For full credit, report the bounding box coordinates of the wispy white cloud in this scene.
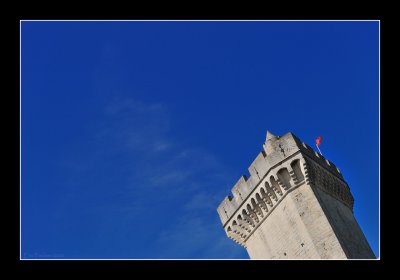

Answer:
[92,96,173,159]
[98,97,243,258]
[184,192,218,212]
[148,170,192,187]
[57,95,242,258]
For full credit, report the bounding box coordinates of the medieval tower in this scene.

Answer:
[217,131,375,259]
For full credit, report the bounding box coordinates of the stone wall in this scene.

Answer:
[246,184,347,259]
[217,131,375,259]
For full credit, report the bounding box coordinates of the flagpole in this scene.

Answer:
[316,144,323,156]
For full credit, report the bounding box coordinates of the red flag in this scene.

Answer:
[316,136,322,147]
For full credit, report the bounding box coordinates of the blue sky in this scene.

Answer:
[21,21,379,259]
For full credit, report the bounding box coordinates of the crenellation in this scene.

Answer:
[231,175,251,202]
[297,140,344,181]
[218,133,304,224]
[217,130,374,259]
[217,195,238,225]
[248,152,269,179]
[246,175,258,192]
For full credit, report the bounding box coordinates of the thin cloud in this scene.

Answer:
[100,97,241,258]
[184,192,221,212]
[55,95,241,258]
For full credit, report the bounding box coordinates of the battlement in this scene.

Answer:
[217,131,353,247]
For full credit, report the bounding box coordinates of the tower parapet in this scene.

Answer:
[216,131,372,259]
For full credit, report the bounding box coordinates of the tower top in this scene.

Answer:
[217,131,351,227]
[266,130,277,141]
[216,130,374,259]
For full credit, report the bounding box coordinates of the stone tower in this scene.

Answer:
[217,131,375,259]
